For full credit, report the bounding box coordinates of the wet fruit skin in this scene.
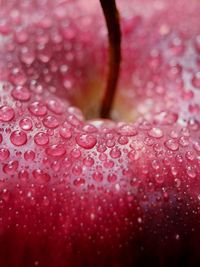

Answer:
[1,0,200,266]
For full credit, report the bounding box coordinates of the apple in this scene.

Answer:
[0,0,200,266]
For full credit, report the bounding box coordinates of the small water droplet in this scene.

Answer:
[11,86,30,101]
[0,106,15,122]
[10,130,27,146]
[165,139,179,151]
[92,171,103,182]
[83,156,94,167]
[76,134,97,149]
[3,160,19,174]
[0,148,10,160]
[19,118,33,131]
[148,127,163,138]
[186,166,196,178]
[33,169,51,182]
[43,115,59,129]
[34,132,49,146]
[28,101,47,116]
[59,126,72,139]
[24,150,35,160]
[47,99,64,114]
[18,170,29,182]
[46,144,66,157]
[192,72,200,89]
[110,147,121,159]
[107,174,117,183]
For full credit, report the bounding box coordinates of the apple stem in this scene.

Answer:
[99,0,121,119]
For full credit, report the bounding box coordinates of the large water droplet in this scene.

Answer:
[24,150,35,160]
[92,171,103,182]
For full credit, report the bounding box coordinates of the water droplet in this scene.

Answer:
[11,86,30,101]
[185,151,195,161]
[59,127,72,139]
[43,115,59,129]
[193,142,200,152]
[46,144,66,157]
[72,165,82,176]
[107,174,117,183]
[34,132,49,146]
[0,106,15,122]
[83,156,94,167]
[10,130,27,146]
[28,101,47,116]
[19,118,33,131]
[148,127,163,138]
[165,139,179,151]
[117,124,138,136]
[24,150,35,160]
[33,169,51,182]
[0,134,2,144]
[76,134,97,149]
[110,147,121,159]
[70,148,81,159]
[18,170,29,181]
[51,161,61,172]
[3,160,19,174]
[0,148,10,160]
[47,99,64,114]
[92,171,103,182]
[118,136,128,145]
[179,136,189,147]
[192,72,200,89]
[128,149,140,160]
[186,166,196,178]
[73,178,85,186]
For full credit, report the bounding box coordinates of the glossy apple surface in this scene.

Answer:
[0,0,200,266]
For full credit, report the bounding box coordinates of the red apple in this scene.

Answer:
[0,0,200,266]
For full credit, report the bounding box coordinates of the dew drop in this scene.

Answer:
[83,156,94,167]
[186,166,196,178]
[192,72,200,89]
[73,178,85,187]
[3,160,19,174]
[11,86,30,101]
[193,142,200,152]
[10,130,27,146]
[117,124,138,136]
[43,115,59,129]
[92,171,103,182]
[19,118,33,131]
[165,139,179,151]
[76,134,97,149]
[59,127,72,139]
[28,101,47,116]
[148,127,163,138]
[33,169,51,182]
[0,148,10,160]
[46,144,66,157]
[47,99,64,114]
[34,132,49,146]
[0,106,15,122]
[18,170,29,181]
[70,148,81,159]
[24,150,35,160]
[110,147,121,159]
[179,136,189,147]
[107,174,117,183]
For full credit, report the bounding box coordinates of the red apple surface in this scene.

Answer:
[0,0,200,266]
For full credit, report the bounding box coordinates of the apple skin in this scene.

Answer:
[0,0,200,267]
